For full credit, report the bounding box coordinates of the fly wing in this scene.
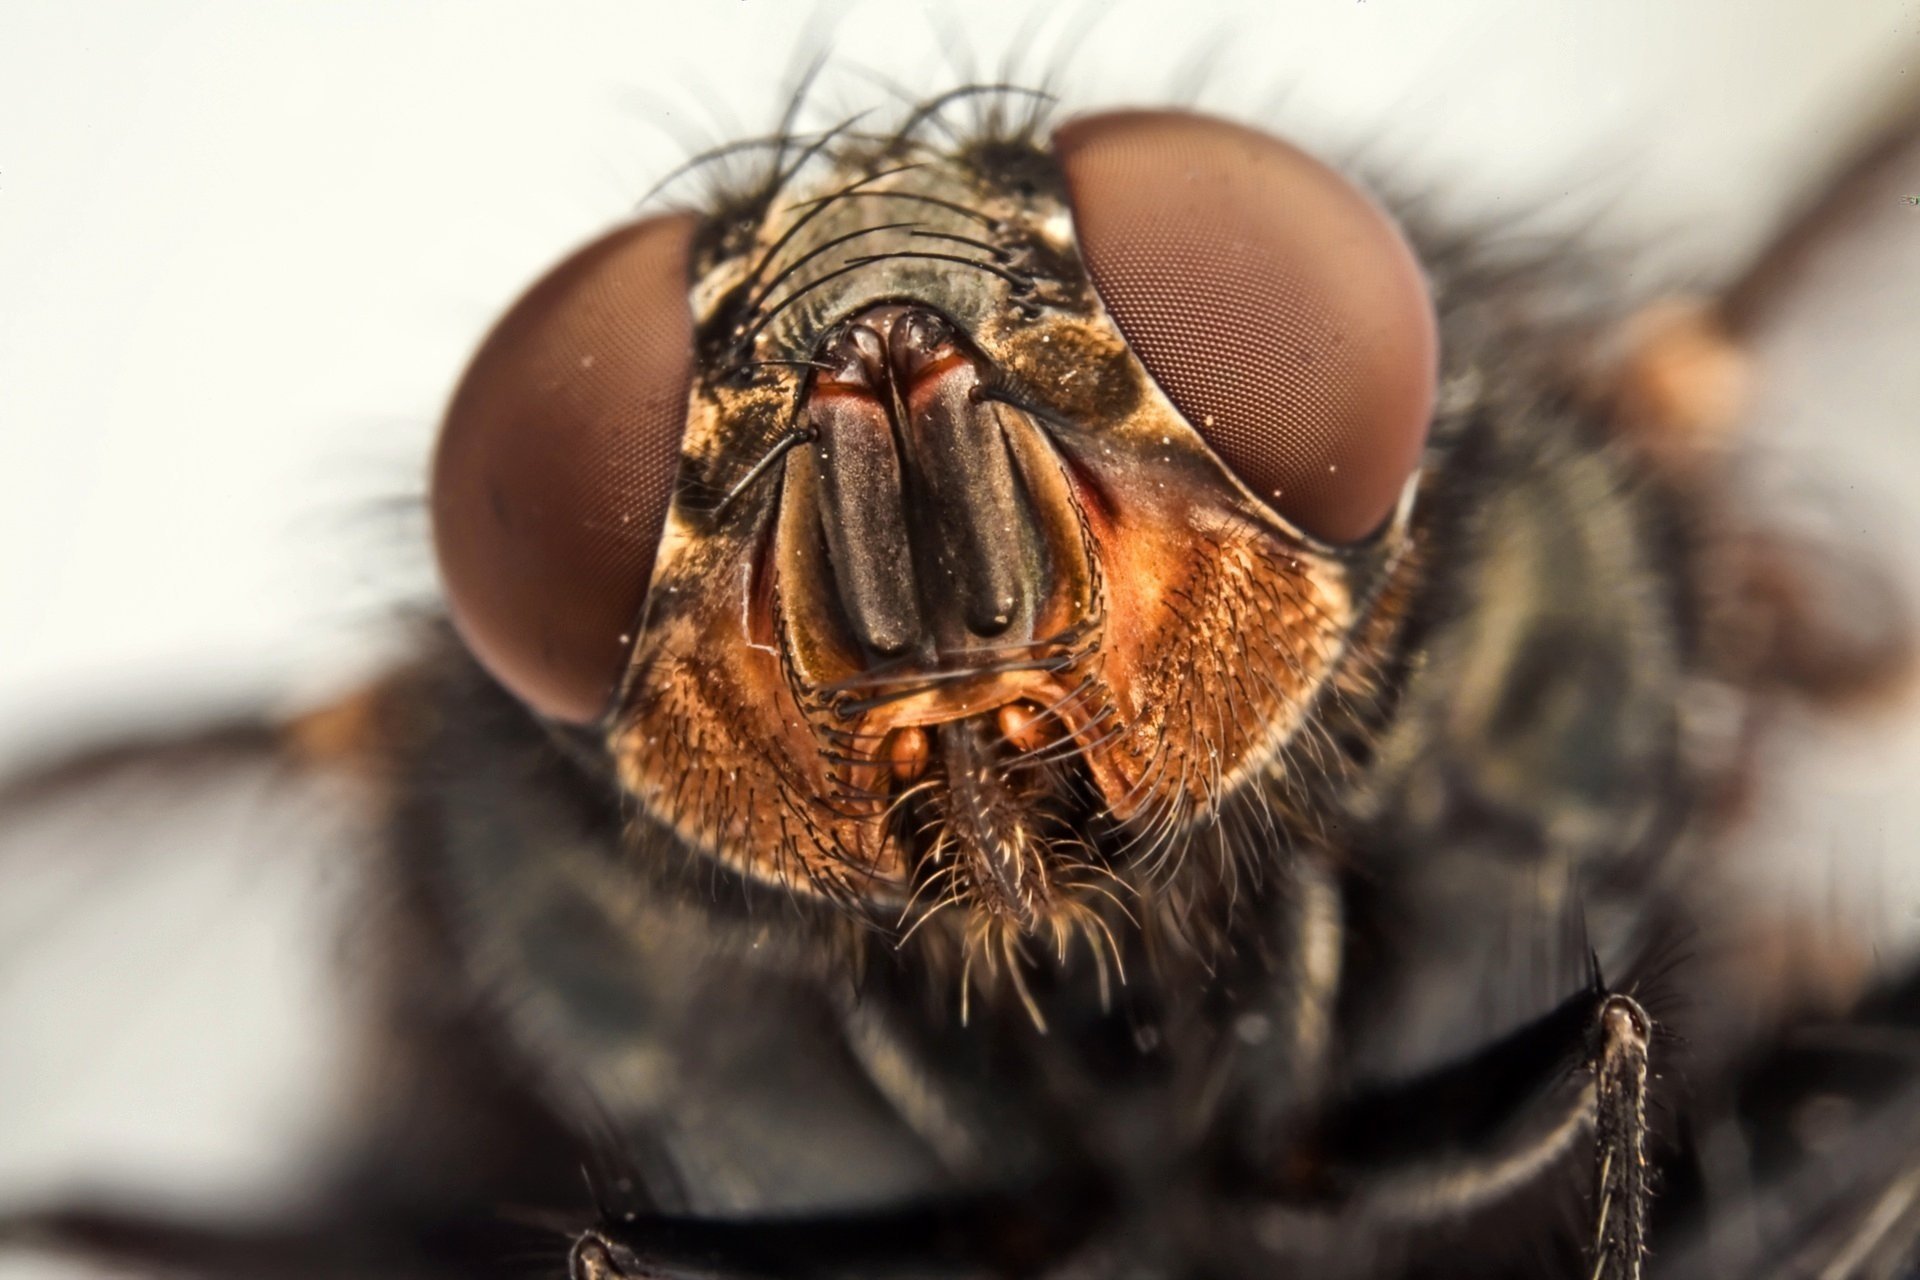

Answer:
[1652,91,1920,1280]
[0,715,373,1278]
[1707,85,1920,987]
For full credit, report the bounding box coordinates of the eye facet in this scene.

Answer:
[430,213,697,724]
[1052,110,1437,544]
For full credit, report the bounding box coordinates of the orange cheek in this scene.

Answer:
[1073,471,1354,820]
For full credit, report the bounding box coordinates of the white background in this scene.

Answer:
[1,2,1918,1275]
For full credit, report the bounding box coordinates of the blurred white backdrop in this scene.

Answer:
[1,2,1917,1275]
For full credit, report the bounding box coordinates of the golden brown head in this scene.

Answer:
[429,106,1437,991]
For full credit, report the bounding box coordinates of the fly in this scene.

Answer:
[4,69,1920,1280]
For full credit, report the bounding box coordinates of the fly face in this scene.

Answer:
[431,110,1437,966]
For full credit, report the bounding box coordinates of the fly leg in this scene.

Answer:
[2,1184,1104,1280]
[1590,993,1654,1280]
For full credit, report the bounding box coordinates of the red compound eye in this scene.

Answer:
[430,213,697,724]
[1052,110,1437,544]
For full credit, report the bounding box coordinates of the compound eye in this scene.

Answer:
[431,213,697,724]
[1052,111,1436,544]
